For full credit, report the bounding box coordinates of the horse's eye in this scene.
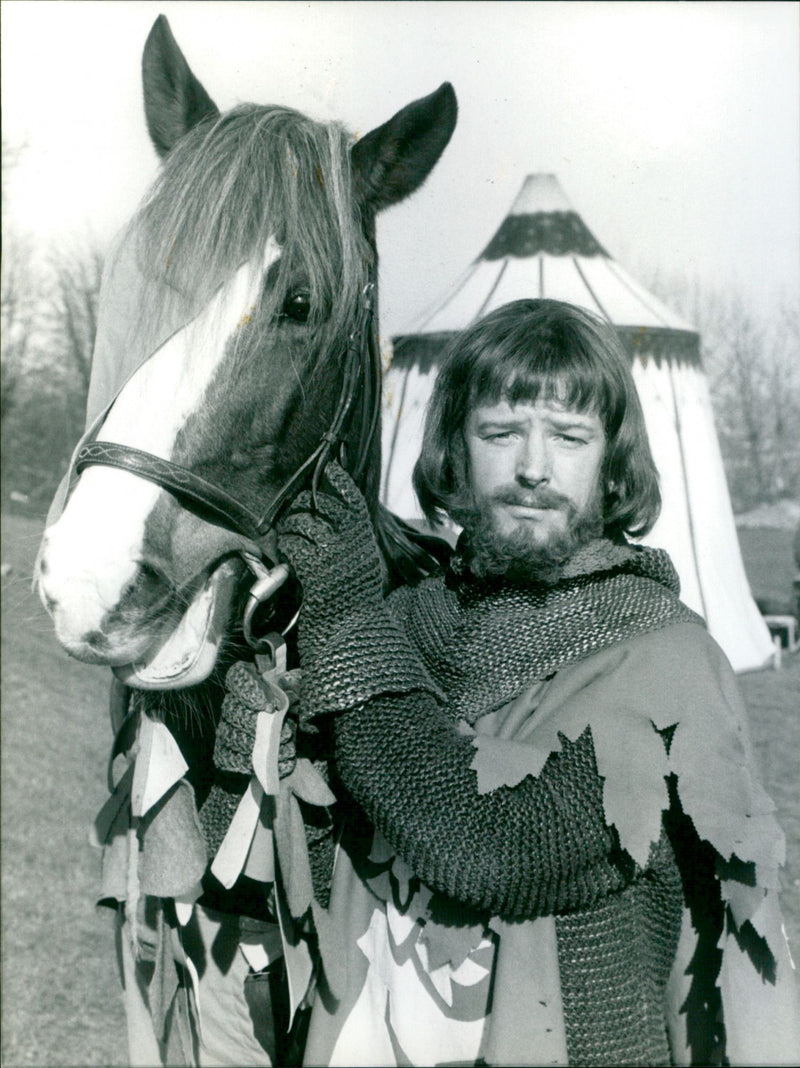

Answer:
[282,292,311,323]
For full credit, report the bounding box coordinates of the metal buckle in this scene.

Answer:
[253,631,288,680]
[241,554,298,650]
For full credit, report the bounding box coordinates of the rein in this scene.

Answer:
[74,283,377,647]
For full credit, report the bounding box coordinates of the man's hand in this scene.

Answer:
[276,462,384,654]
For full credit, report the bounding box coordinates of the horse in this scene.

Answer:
[35,15,456,1064]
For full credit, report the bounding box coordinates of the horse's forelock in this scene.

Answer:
[126,104,369,369]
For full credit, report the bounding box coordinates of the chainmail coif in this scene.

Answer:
[402,537,695,723]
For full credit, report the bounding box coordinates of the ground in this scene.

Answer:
[1,509,798,1066]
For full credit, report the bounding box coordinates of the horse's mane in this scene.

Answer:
[126,104,367,379]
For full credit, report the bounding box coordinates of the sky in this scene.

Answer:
[2,0,798,339]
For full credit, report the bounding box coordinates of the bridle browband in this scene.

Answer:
[74,283,377,545]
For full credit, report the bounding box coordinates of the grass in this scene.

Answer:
[1,511,126,1067]
[1,510,798,1066]
[735,525,798,614]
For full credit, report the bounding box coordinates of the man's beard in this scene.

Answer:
[456,484,605,584]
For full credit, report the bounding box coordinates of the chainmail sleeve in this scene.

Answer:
[333,690,629,921]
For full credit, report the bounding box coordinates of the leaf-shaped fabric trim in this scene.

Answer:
[420,917,488,973]
[252,707,288,797]
[138,779,208,899]
[285,757,337,808]
[273,759,336,921]
[466,623,784,888]
[92,762,135,905]
[147,901,179,1042]
[131,715,189,818]
[274,780,314,920]
[274,870,316,1026]
[92,761,134,850]
[210,778,268,889]
[593,713,669,868]
[717,889,800,1064]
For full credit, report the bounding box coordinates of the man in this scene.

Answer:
[277,299,798,1066]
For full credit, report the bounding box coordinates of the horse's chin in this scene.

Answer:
[114,558,241,690]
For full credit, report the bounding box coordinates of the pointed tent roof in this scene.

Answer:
[382,173,774,672]
[392,173,699,365]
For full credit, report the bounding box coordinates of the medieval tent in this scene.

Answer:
[381,173,774,673]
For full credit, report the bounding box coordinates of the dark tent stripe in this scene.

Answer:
[481,211,608,260]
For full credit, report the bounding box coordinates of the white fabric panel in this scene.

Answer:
[509,173,573,215]
[469,255,542,312]
[327,903,490,1066]
[478,255,544,310]
[632,359,705,613]
[635,361,773,672]
[419,261,504,334]
[577,257,688,329]
[603,259,697,332]
[432,254,604,322]
[411,255,694,339]
[381,360,438,518]
[536,255,607,315]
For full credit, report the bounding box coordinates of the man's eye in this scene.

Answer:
[282,292,311,323]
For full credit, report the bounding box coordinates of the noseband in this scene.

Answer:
[75,284,376,543]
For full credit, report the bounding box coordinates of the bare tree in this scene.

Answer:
[718,302,770,502]
[2,233,104,508]
[1,141,38,423]
[2,141,107,508]
[764,301,800,499]
[641,269,800,512]
[48,242,103,396]
[1,232,38,421]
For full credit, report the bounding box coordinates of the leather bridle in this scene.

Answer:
[73,283,377,645]
[75,283,376,541]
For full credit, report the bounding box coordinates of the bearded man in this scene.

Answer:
[277,299,799,1066]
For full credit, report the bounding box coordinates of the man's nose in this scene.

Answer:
[515,432,552,485]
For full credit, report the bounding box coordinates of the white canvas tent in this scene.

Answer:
[381,174,774,672]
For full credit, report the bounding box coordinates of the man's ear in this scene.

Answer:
[351,83,457,213]
[142,15,220,159]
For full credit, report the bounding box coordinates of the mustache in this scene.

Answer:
[491,485,573,511]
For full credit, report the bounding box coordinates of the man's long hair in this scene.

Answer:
[413,299,661,540]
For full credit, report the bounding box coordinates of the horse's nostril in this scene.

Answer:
[84,630,110,651]
[43,592,57,614]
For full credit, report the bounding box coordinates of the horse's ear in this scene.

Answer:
[351,83,457,213]
[142,15,220,159]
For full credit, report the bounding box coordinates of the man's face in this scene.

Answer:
[464,397,606,552]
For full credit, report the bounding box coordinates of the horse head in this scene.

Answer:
[36,15,456,690]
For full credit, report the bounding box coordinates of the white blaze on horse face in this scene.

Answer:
[100,236,282,455]
[38,239,282,657]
